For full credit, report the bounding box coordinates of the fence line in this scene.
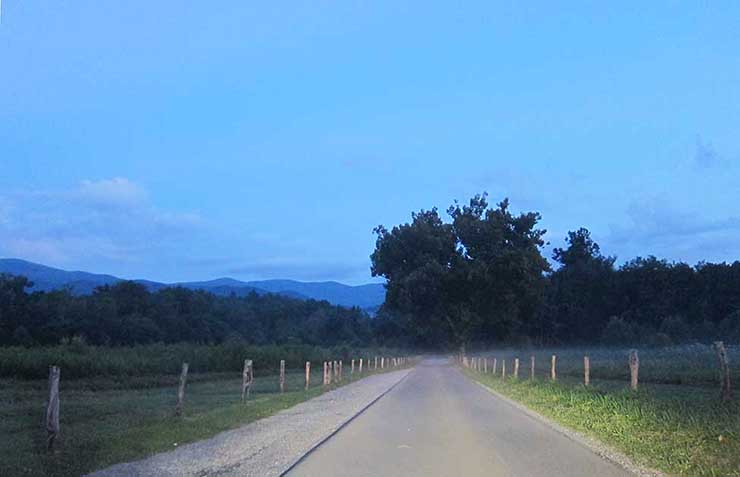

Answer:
[40,354,414,450]
[458,346,733,402]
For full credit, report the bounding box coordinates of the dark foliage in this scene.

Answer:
[372,195,740,348]
[0,277,375,348]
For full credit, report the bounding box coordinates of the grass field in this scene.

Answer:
[0,360,406,477]
[464,345,740,477]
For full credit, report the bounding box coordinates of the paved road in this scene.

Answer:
[287,358,633,477]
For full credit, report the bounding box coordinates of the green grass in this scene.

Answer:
[0,363,407,477]
[463,347,740,477]
[0,342,401,379]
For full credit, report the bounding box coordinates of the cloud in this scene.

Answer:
[605,198,740,264]
[694,137,727,169]
[225,258,371,282]
[0,178,203,267]
[75,177,148,208]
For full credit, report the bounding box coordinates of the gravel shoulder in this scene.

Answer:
[87,369,412,477]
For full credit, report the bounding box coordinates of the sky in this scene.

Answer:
[1,1,739,285]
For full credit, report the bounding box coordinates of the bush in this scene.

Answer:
[601,316,634,345]
[659,315,691,343]
[693,321,717,344]
[12,326,33,347]
[646,332,673,347]
[718,311,740,343]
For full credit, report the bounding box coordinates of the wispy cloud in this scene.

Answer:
[0,178,203,267]
[694,136,728,169]
[226,258,371,282]
[75,177,148,209]
[605,197,740,264]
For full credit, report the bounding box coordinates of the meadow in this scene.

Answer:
[0,343,408,477]
[465,345,740,477]
[0,341,399,380]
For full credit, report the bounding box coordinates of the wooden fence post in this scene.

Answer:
[550,355,557,381]
[279,360,286,393]
[629,350,639,391]
[484,358,488,373]
[514,358,519,379]
[45,365,60,451]
[339,360,343,381]
[492,358,497,375]
[584,356,590,386]
[381,357,385,369]
[375,356,378,370]
[351,359,355,374]
[175,362,189,416]
[714,341,732,402]
[305,361,311,390]
[242,359,253,401]
[502,360,506,379]
[530,356,535,380]
[359,358,363,373]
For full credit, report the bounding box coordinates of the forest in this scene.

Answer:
[0,278,374,348]
[2,194,740,350]
[371,194,740,349]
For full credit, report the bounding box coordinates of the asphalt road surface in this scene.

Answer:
[287,358,634,477]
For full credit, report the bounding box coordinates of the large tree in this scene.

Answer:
[546,228,616,343]
[371,194,550,350]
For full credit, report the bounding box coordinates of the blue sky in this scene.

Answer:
[1,1,739,284]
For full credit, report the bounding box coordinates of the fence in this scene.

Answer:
[458,342,734,402]
[41,355,411,451]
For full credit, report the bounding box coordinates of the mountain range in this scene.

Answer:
[0,258,386,311]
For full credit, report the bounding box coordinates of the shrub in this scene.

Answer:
[659,315,691,343]
[646,332,673,347]
[601,316,634,345]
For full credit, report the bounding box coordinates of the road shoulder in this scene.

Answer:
[460,368,664,477]
[88,368,413,477]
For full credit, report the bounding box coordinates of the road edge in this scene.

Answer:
[459,367,667,477]
[279,366,415,476]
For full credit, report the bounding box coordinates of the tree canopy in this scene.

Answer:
[0,278,375,348]
[371,194,550,350]
[372,195,740,348]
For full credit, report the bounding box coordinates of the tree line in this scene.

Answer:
[3,192,740,351]
[0,278,375,348]
[371,194,740,349]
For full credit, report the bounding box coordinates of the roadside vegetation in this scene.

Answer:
[0,341,397,380]
[1,351,411,477]
[464,346,740,477]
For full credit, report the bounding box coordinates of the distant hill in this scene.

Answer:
[242,279,386,309]
[0,258,385,311]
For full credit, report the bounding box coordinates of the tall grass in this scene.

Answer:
[475,344,739,387]
[0,342,402,380]
[465,344,740,476]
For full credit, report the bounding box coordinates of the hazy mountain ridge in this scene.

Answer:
[0,259,385,310]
